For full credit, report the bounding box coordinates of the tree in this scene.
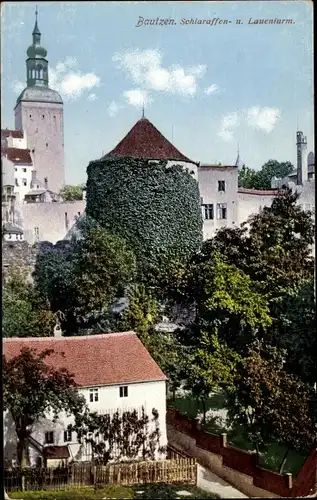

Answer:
[238,165,258,189]
[60,184,85,201]
[3,347,86,466]
[238,160,294,189]
[85,157,203,278]
[255,160,294,189]
[179,250,272,353]
[277,278,316,384]
[34,217,136,334]
[2,266,55,338]
[227,343,315,467]
[73,407,165,465]
[119,284,160,337]
[185,331,240,423]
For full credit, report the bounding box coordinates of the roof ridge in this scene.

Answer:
[3,331,137,342]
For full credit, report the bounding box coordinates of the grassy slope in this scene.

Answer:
[9,484,220,499]
[168,392,307,476]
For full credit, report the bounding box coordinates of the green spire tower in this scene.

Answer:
[26,7,49,87]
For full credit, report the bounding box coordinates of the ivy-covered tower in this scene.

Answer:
[14,9,65,194]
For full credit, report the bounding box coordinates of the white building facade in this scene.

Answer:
[3,332,168,468]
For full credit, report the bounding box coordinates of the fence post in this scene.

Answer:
[285,472,293,489]
[221,433,227,448]
[21,471,25,492]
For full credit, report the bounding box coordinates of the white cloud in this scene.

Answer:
[218,107,281,142]
[123,89,152,108]
[10,57,101,102]
[108,100,122,117]
[204,84,219,95]
[246,106,281,133]
[11,80,24,95]
[87,93,97,102]
[113,48,206,98]
[218,112,239,142]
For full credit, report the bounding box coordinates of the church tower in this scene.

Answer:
[14,9,65,193]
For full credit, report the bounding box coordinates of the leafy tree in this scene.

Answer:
[277,278,316,384]
[3,347,86,466]
[60,184,85,201]
[119,284,160,337]
[85,157,203,278]
[227,343,315,467]
[238,165,258,189]
[179,250,272,353]
[256,160,294,188]
[2,266,55,338]
[141,331,186,401]
[72,407,165,465]
[238,160,294,189]
[185,331,240,423]
[34,217,136,334]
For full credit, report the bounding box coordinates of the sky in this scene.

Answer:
[1,1,314,185]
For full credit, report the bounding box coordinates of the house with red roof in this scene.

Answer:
[3,332,168,467]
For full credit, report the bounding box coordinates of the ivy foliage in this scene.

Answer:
[85,157,203,275]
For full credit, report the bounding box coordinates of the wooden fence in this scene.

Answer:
[4,458,197,493]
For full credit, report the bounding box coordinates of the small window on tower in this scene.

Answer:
[53,116,56,120]
[46,143,48,148]
[29,115,32,118]
[42,115,45,119]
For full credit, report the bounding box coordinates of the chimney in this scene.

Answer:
[296,131,308,185]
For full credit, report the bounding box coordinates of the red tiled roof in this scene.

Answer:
[3,332,167,387]
[1,129,24,139]
[104,117,195,164]
[44,446,70,459]
[2,147,32,164]
[238,188,280,196]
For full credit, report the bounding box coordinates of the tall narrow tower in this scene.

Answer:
[14,9,65,193]
[296,131,308,185]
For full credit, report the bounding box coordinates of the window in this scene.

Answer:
[78,212,81,216]
[202,204,214,220]
[8,234,12,240]
[15,179,19,186]
[42,115,45,119]
[64,427,72,442]
[29,114,32,118]
[22,178,27,186]
[44,177,48,189]
[218,180,226,192]
[46,143,48,148]
[89,388,99,402]
[216,203,227,220]
[34,227,39,237]
[119,386,128,398]
[15,168,17,172]
[45,431,54,444]
[20,234,23,240]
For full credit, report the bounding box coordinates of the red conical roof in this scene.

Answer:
[104,117,195,164]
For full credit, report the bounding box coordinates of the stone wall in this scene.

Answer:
[2,240,71,280]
